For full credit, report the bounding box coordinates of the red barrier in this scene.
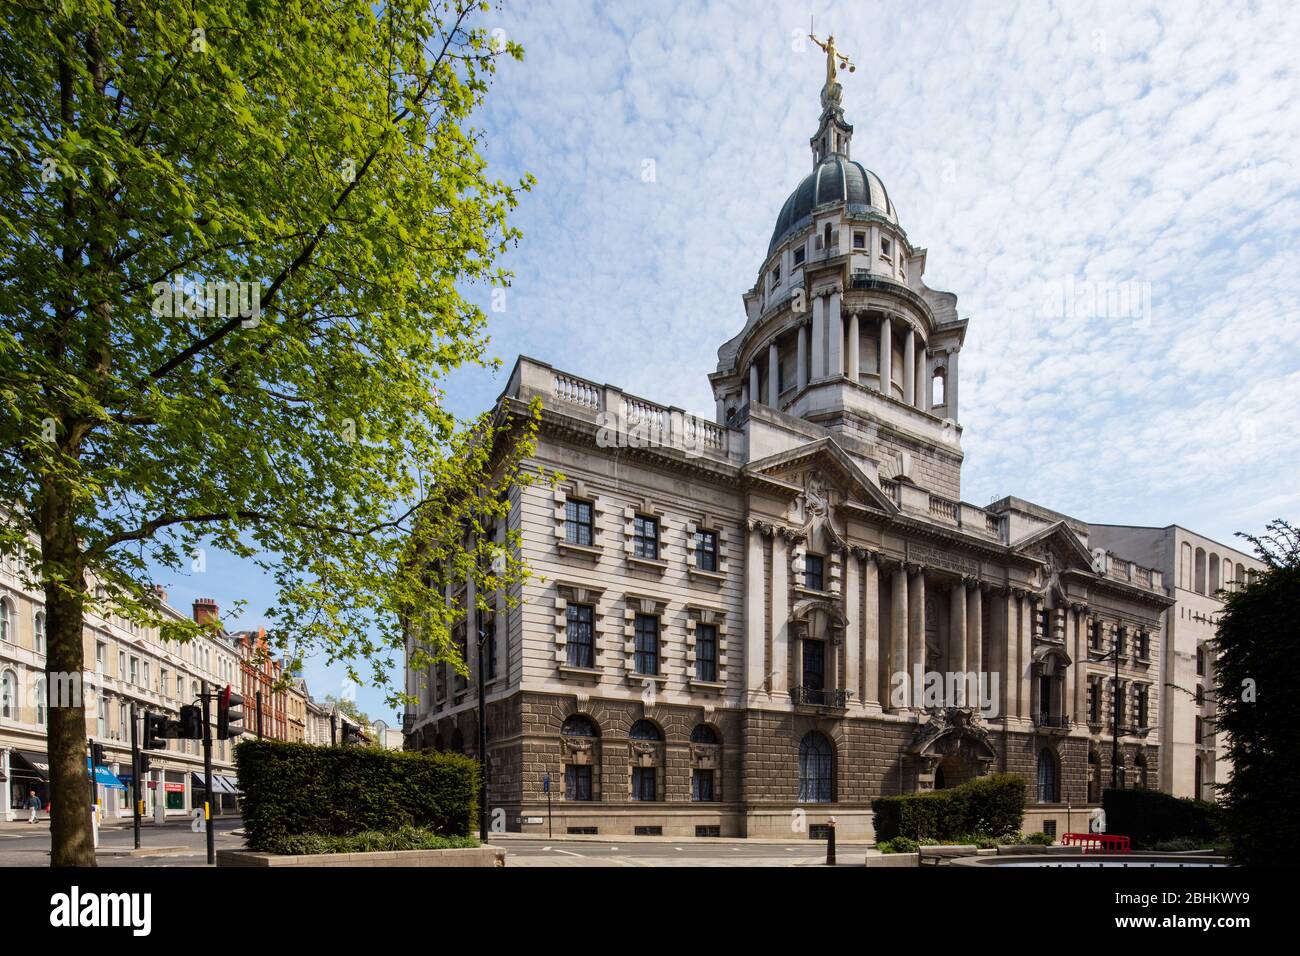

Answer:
[1061,832,1131,854]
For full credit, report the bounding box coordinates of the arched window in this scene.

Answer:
[0,669,16,720]
[690,724,719,744]
[1209,554,1220,593]
[561,714,598,801]
[0,598,12,643]
[1194,548,1206,594]
[823,222,832,250]
[1036,749,1060,803]
[629,719,662,741]
[1236,563,1246,589]
[33,611,45,655]
[932,366,946,407]
[1180,543,1193,589]
[690,724,720,801]
[561,714,598,737]
[798,731,834,803]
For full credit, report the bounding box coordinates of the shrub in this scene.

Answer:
[260,827,480,856]
[872,773,1025,843]
[236,739,478,852]
[1022,831,1054,845]
[1102,788,1221,850]
[877,836,918,854]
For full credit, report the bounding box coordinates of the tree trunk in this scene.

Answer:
[41,478,95,867]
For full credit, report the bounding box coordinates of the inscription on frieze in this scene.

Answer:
[906,543,979,576]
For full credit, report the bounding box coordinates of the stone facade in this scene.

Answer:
[404,70,1178,841]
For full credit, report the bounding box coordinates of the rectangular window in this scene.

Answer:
[631,766,656,801]
[564,765,592,801]
[770,265,781,287]
[96,643,106,673]
[1115,627,1127,657]
[853,231,866,249]
[802,639,825,691]
[692,768,715,802]
[484,620,498,681]
[1136,685,1149,728]
[695,624,718,682]
[880,237,892,258]
[97,697,107,738]
[804,554,824,591]
[143,661,150,689]
[565,604,594,669]
[118,650,127,677]
[161,670,169,696]
[129,656,139,685]
[694,529,718,572]
[793,247,806,266]
[1114,681,1126,728]
[1089,620,1102,650]
[1088,682,1100,723]
[634,614,659,675]
[565,499,593,546]
[453,628,467,693]
[633,515,659,560]
[1138,631,1150,660]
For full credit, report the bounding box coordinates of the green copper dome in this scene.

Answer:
[767,155,897,256]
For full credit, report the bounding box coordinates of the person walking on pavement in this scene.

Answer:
[24,789,43,823]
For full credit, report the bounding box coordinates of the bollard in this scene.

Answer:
[826,816,837,865]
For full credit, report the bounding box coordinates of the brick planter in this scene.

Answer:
[217,846,505,868]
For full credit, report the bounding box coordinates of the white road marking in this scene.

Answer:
[552,849,584,858]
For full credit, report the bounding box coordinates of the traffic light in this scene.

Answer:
[91,742,107,765]
[137,752,151,775]
[143,712,169,749]
[179,704,203,739]
[217,685,245,740]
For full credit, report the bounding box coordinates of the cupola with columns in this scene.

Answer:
[711,57,969,501]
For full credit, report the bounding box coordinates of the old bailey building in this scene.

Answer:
[404,53,1180,840]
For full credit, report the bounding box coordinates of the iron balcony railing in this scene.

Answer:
[790,686,850,708]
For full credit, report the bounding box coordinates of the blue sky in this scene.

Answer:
[155,0,1300,720]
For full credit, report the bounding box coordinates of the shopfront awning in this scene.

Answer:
[191,772,208,792]
[87,760,126,790]
[214,775,241,794]
[11,751,50,780]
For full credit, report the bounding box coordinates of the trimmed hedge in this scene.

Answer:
[1102,788,1221,850]
[260,828,479,856]
[872,773,1026,842]
[235,740,478,852]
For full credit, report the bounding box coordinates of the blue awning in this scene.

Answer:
[87,760,126,790]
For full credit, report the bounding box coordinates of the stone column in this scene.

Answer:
[745,522,767,697]
[948,348,960,420]
[771,532,788,695]
[1074,608,1089,725]
[767,341,780,407]
[796,323,808,391]
[863,555,880,709]
[829,290,843,377]
[903,326,916,406]
[811,295,826,380]
[890,565,908,710]
[966,583,983,709]
[1002,590,1017,720]
[1019,592,1033,721]
[879,315,892,397]
[907,566,926,704]
[749,362,760,408]
[844,551,859,706]
[916,342,928,410]
[949,580,967,705]
[847,312,860,383]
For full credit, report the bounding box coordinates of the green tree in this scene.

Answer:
[0,0,536,865]
[323,694,371,728]
[1213,520,1300,865]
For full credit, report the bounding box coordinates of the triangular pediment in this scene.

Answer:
[744,437,899,515]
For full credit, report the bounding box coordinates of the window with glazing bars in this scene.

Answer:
[693,529,718,571]
[692,768,715,802]
[565,604,594,669]
[695,624,718,682]
[634,614,659,675]
[632,766,656,801]
[565,499,593,546]
[633,515,659,559]
[804,554,824,591]
[565,764,592,801]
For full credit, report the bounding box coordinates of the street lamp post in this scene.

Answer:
[1089,632,1132,792]
[477,617,488,842]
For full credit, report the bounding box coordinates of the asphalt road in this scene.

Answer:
[0,823,842,867]
[0,817,245,867]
